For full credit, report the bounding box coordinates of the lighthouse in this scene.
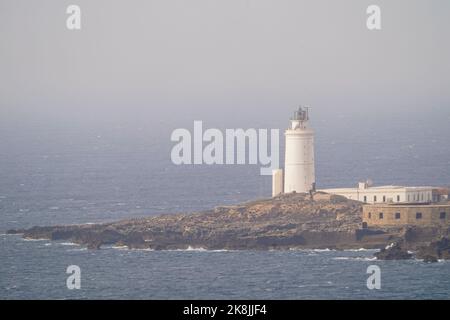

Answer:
[272,107,316,196]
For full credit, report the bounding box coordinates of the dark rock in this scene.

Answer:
[416,237,450,261]
[86,240,102,250]
[115,232,147,249]
[422,255,438,263]
[374,243,413,260]
[14,193,450,251]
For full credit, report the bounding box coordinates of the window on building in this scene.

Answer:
[383,196,386,202]
[397,195,400,202]
[421,194,424,201]
[379,212,383,219]
[395,212,401,219]
[408,195,410,202]
[368,212,371,219]
[440,212,446,219]
[363,196,367,203]
[416,212,422,219]
[374,196,377,202]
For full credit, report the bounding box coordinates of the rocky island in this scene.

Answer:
[7,192,450,261]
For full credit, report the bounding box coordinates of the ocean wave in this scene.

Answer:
[104,245,231,252]
[23,238,48,241]
[60,242,79,246]
[333,256,377,261]
[167,246,232,252]
[289,248,335,252]
[111,245,128,250]
[289,247,377,253]
[67,248,87,252]
[344,248,377,252]
[415,258,449,263]
[184,246,235,252]
[183,246,207,251]
[113,246,155,251]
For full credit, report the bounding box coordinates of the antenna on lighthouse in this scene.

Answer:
[303,105,312,121]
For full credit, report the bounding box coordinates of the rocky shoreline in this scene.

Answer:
[7,192,450,261]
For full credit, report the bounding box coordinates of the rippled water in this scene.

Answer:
[1,109,450,299]
[2,235,450,299]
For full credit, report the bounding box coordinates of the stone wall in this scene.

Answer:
[363,203,450,227]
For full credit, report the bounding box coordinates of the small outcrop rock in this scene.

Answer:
[374,243,413,260]
[416,237,450,262]
[422,255,438,263]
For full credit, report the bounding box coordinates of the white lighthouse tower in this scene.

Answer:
[284,107,316,194]
[272,107,316,197]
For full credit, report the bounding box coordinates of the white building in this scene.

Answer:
[272,168,284,197]
[272,107,316,196]
[271,108,446,202]
[320,181,434,204]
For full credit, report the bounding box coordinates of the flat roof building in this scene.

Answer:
[320,181,435,204]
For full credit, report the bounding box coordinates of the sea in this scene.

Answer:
[1,106,450,299]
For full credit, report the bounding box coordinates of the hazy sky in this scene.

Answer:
[1,0,449,123]
[1,0,450,209]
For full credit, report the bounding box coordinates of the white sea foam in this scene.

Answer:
[289,248,335,252]
[107,245,154,251]
[167,246,231,252]
[416,258,448,263]
[344,248,377,252]
[333,256,377,261]
[60,242,79,246]
[132,248,154,251]
[23,238,48,241]
[112,245,128,249]
[185,246,207,251]
[67,248,87,252]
